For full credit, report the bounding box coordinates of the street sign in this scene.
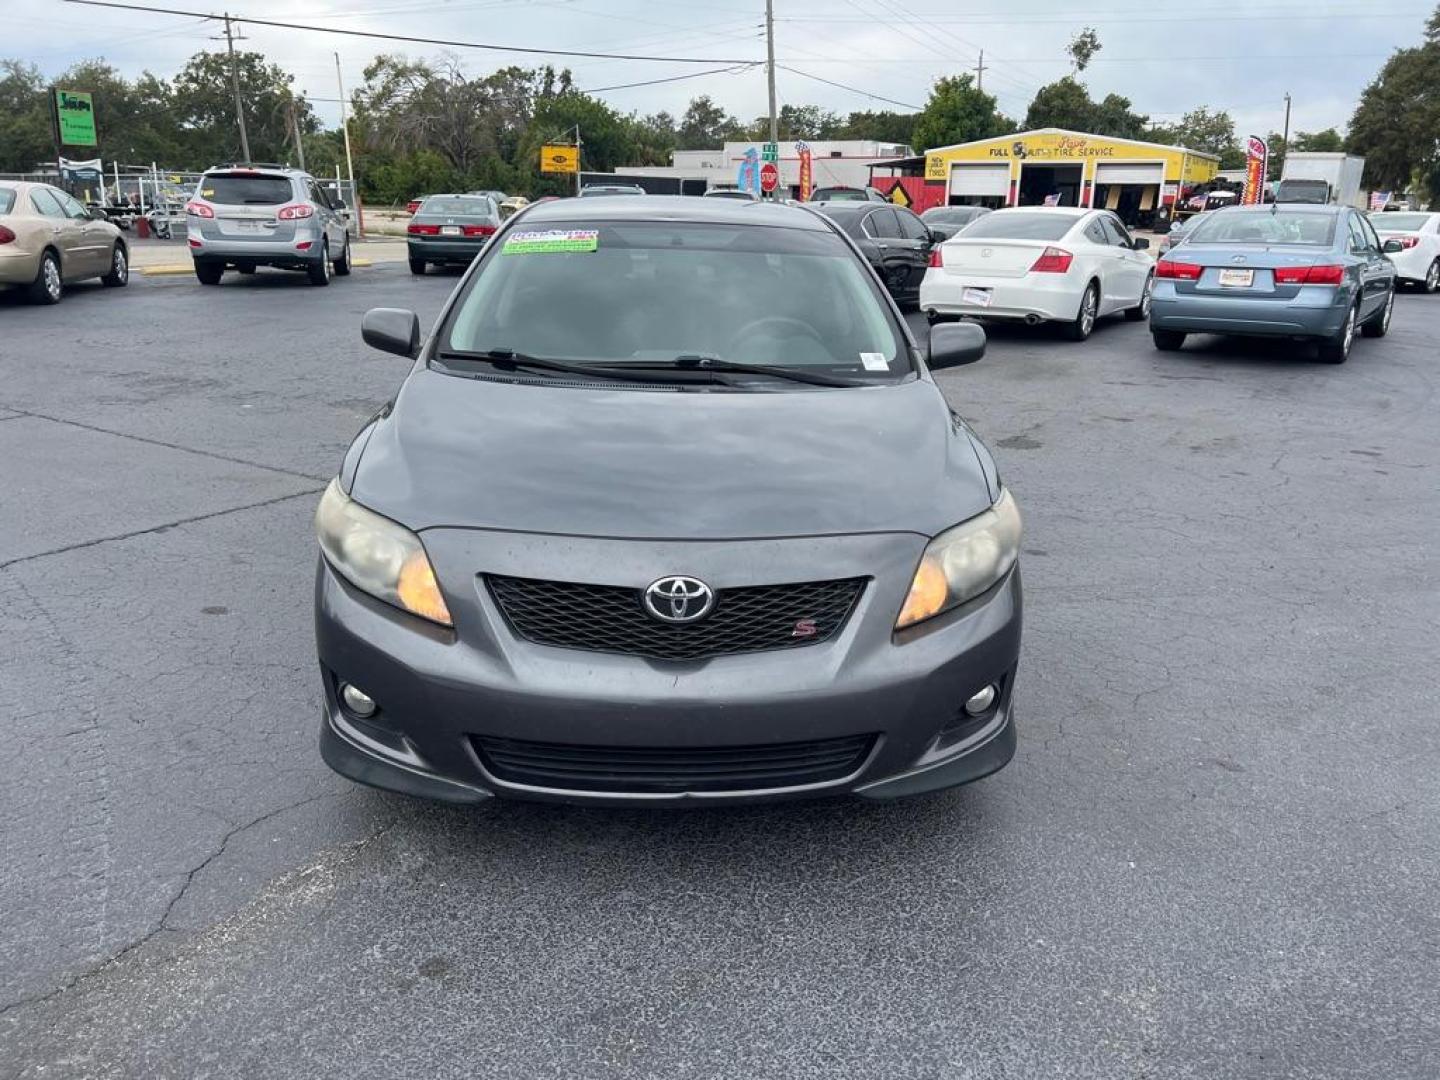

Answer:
[762,142,778,163]
[888,183,912,208]
[760,162,779,193]
[54,89,97,147]
[539,144,579,174]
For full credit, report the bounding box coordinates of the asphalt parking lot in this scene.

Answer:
[2,261,1437,1079]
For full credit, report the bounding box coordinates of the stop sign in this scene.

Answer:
[760,162,779,193]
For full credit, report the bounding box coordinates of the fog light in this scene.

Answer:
[963,684,997,716]
[340,682,377,718]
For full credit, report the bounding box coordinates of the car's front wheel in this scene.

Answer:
[333,235,352,276]
[101,243,129,287]
[1318,302,1357,364]
[1361,289,1394,338]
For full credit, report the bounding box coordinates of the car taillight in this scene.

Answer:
[407,223,440,236]
[277,204,313,220]
[1274,264,1345,286]
[1155,259,1202,280]
[462,224,496,237]
[1030,246,1073,273]
[0,225,15,244]
[928,248,943,268]
[185,201,214,218]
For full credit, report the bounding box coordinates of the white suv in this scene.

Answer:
[186,165,352,286]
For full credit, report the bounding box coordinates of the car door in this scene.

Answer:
[1098,214,1150,312]
[893,207,934,293]
[1077,215,1122,313]
[1346,212,1387,319]
[29,187,89,279]
[55,188,111,276]
[1357,212,1396,309]
[861,208,909,296]
[307,180,340,249]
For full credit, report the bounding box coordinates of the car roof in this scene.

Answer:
[988,205,1091,218]
[1219,203,1343,215]
[518,195,832,231]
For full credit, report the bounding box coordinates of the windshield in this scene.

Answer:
[960,212,1076,241]
[580,187,642,197]
[1371,213,1430,231]
[814,189,867,201]
[0,189,14,214]
[421,196,494,217]
[442,220,909,381]
[199,174,293,205]
[1187,210,1336,246]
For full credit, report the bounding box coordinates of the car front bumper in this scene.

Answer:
[920,270,1084,323]
[1149,281,1354,337]
[314,528,1022,807]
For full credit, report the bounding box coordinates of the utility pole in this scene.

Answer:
[288,96,306,171]
[975,49,987,94]
[765,0,777,198]
[218,13,251,163]
[334,52,362,236]
[574,124,582,198]
[1280,91,1292,176]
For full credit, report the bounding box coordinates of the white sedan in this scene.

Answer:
[1369,211,1440,292]
[920,206,1154,341]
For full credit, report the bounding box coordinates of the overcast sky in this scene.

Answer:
[17,0,1437,144]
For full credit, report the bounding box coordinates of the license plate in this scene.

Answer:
[1218,268,1254,288]
[962,287,993,307]
[232,219,263,233]
[441,225,462,236]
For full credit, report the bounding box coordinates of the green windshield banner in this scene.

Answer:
[55,89,98,147]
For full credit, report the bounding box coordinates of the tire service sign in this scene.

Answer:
[1242,136,1267,206]
[55,89,98,147]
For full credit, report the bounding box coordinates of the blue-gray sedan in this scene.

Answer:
[1149,204,1399,363]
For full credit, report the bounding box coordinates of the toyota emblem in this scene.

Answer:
[643,576,714,624]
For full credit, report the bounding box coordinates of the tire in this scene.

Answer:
[333,235,352,276]
[1318,303,1358,364]
[1424,260,1439,294]
[101,243,129,287]
[1361,288,1394,338]
[27,250,63,304]
[1062,282,1099,341]
[1124,273,1153,321]
[1152,330,1186,352]
[194,260,223,286]
[308,241,331,286]
[409,258,426,275]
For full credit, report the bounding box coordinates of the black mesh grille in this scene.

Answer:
[485,575,866,661]
[474,734,876,793]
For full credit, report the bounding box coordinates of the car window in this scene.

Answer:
[896,209,929,241]
[54,190,90,220]
[1187,210,1336,247]
[443,220,909,381]
[198,173,294,205]
[29,188,66,218]
[422,196,496,217]
[1083,219,1108,245]
[1100,216,1133,247]
[1370,213,1429,232]
[0,189,14,214]
[864,209,901,239]
[1346,215,1370,253]
[1358,215,1384,252]
[962,212,1077,241]
[307,181,331,209]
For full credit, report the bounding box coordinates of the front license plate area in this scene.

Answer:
[1218,268,1254,288]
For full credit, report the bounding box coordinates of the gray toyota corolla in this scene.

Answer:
[314,197,1022,806]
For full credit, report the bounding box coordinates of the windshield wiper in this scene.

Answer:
[435,348,724,385]
[620,354,871,388]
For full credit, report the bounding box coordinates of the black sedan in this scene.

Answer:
[920,204,991,241]
[407,194,501,274]
[809,202,941,308]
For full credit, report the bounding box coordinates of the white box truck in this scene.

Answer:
[1275,152,1366,208]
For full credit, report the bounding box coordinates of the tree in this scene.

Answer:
[912,74,1013,151]
[1150,106,1240,165]
[839,110,918,145]
[0,60,52,172]
[1293,128,1344,153]
[1348,4,1440,203]
[1068,28,1102,73]
[170,50,317,166]
[1024,76,1095,131]
[676,95,743,150]
[1091,93,1148,139]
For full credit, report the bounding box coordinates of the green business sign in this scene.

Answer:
[55,89,98,147]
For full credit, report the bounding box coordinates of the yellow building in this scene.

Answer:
[922,128,1220,222]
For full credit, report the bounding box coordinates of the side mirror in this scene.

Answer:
[1132,237,1150,251]
[362,308,420,358]
[928,320,986,370]
[1382,238,1404,254]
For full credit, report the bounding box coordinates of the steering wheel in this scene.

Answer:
[728,316,824,354]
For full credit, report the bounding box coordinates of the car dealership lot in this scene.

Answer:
[2,266,1438,1077]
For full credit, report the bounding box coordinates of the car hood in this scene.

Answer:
[349,368,993,540]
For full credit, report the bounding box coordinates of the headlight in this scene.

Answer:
[896,488,1021,630]
[315,478,452,626]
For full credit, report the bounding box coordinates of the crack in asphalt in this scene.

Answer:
[0,790,344,1020]
[0,404,329,484]
[0,487,324,571]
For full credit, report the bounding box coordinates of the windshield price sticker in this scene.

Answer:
[503,229,598,254]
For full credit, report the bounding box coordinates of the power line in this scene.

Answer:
[777,65,921,111]
[59,0,761,63]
